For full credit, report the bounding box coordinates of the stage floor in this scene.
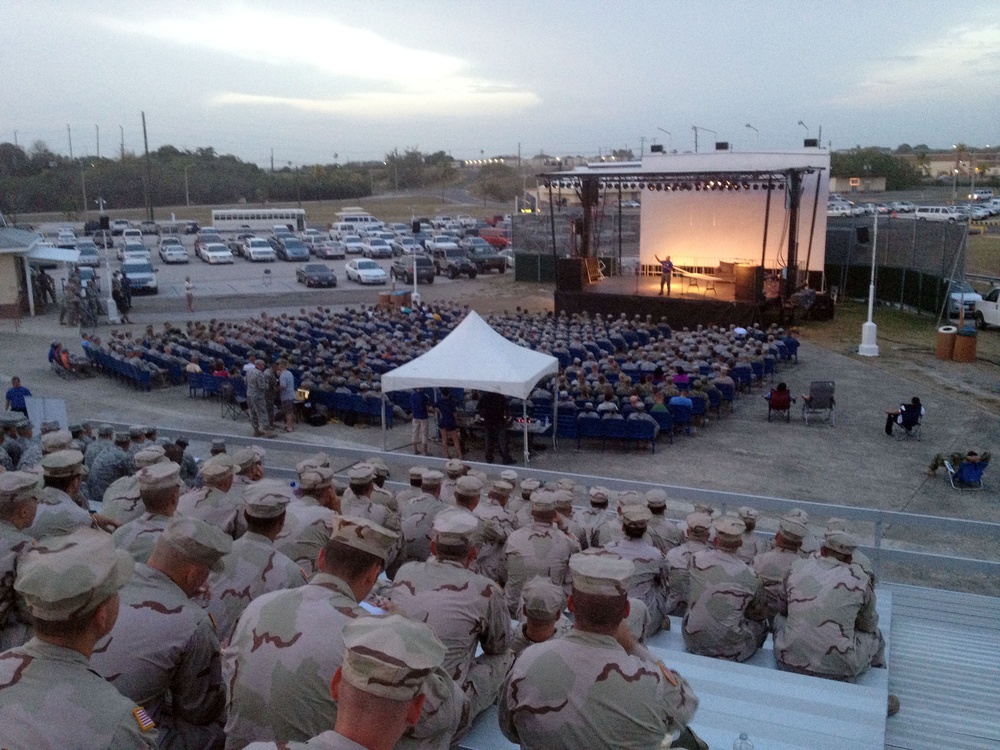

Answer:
[592,273,737,303]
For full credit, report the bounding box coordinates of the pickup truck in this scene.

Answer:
[973,287,1000,329]
[466,245,506,274]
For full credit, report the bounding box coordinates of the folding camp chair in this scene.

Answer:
[945,459,988,490]
[765,388,795,422]
[892,408,922,441]
[802,381,835,425]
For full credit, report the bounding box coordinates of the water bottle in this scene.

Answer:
[733,732,754,750]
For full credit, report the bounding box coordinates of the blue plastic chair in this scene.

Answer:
[668,403,692,435]
[690,395,707,425]
[651,410,674,444]
[601,418,627,449]
[717,382,735,411]
[576,417,605,448]
[624,419,657,454]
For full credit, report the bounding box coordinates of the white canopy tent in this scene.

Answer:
[380,311,559,463]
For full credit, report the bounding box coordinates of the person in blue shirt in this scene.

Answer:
[5,377,31,417]
[654,254,674,296]
[434,388,462,460]
[410,388,431,455]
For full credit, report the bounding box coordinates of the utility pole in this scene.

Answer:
[119,125,124,159]
[639,136,646,158]
[270,148,274,173]
[184,164,191,207]
[13,130,17,148]
[67,125,73,160]
[96,124,100,159]
[141,112,153,221]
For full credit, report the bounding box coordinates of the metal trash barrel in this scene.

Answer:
[935,326,957,360]
[953,326,978,362]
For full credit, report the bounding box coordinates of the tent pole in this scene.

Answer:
[380,393,387,451]
[23,259,35,317]
[522,401,529,465]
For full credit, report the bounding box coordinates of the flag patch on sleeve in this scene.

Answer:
[133,706,156,731]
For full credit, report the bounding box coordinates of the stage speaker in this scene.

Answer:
[412,220,421,234]
[556,258,586,292]
[650,144,664,153]
[856,227,870,243]
[804,138,819,148]
[810,294,835,321]
[99,215,110,230]
[734,265,765,303]
[715,142,730,151]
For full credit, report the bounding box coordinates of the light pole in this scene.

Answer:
[745,123,759,146]
[858,213,879,356]
[691,126,716,153]
[184,164,191,207]
[797,120,809,136]
[657,128,672,150]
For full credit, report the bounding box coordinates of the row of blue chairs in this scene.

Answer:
[566,417,660,453]
[311,391,394,428]
[84,349,152,391]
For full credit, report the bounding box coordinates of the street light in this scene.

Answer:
[858,213,879,357]
[745,123,759,146]
[691,126,716,153]
[797,120,809,135]
[657,128,672,149]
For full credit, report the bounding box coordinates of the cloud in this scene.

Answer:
[101,8,539,116]
[832,24,1000,108]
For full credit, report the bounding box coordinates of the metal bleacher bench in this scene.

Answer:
[458,590,891,750]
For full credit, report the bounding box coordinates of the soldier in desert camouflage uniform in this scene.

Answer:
[242,615,449,750]
[751,513,809,623]
[29,449,117,539]
[0,528,158,749]
[682,516,768,662]
[601,505,670,635]
[390,508,513,724]
[510,575,571,656]
[365,457,399,515]
[735,506,771,564]
[396,469,447,569]
[576,485,615,548]
[0,471,40,650]
[394,466,427,507]
[472,478,517,584]
[275,459,338,575]
[177,453,247,539]
[340,463,401,547]
[664,511,713,616]
[102,444,169,524]
[499,553,699,750]
[206,480,306,643]
[111,461,184,563]
[91,517,232,750]
[438,459,465,506]
[645,489,684,553]
[231,445,266,487]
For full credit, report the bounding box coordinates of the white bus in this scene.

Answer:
[211,208,306,233]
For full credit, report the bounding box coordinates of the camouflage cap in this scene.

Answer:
[432,508,479,546]
[499,469,519,483]
[160,517,232,572]
[39,420,61,434]
[685,511,713,534]
[555,478,576,492]
[0,412,27,427]
[787,507,809,523]
[348,463,375,484]
[128,425,145,439]
[521,576,566,620]
[298,465,333,491]
[421,469,444,487]
[137,461,183,491]
[645,489,668,509]
[825,517,847,532]
[520,478,541,492]
[330,515,398,563]
[693,503,717,518]
[296,452,331,473]
[455,475,483,497]
[570,552,634,597]
[622,505,653,526]
[553,490,574,510]
[97,423,114,436]
[0,470,42,510]
[232,445,266,472]
[243,480,293,519]
[113,431,130,444]
[468,469,488,484]
[738,506,759,521]
[200,454,234,481]
[778,514,808,541]
[340,614,446,701]
[210,439,227,452]
[490,480,514,497]
[366,457,389,477]
[589,486,611,504]
[41,430,73,454]
[408,466,426,479]
[15,528,134,621]
[134,444,167,469]
[714,515,746,540]
[41,449,87,479]
[68,423,83,434]
[823,529,859,556]
[444,459,464,476]
[530,490,557,512]
[143,426,157,438]
[616,490,643,509]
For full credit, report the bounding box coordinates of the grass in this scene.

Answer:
[967,233,1000,278]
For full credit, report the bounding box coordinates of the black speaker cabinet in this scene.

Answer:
[734,265,764,303]
[856,227,870,243]
[99,215,110,230]
[556,258,586,292]
[811,294,835,321]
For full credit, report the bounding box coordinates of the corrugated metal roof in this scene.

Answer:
[884,584,1000,750]
[0,227,41,251]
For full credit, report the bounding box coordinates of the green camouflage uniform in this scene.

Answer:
[83,436,113,470]
[682,547,768,661]
[503,521,581,616]
[88,444,135,504]
[111,512,171,563]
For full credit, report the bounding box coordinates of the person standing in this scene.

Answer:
[434,388,462,460]
[277,359,296,433]
[4,377,31,418]
[410,388,431,455]
[246,359,275,438]
[477,390,514,464]
[654,254,674,296]
[184,276,194,313]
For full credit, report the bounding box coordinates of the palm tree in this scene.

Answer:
[914,150,931,177]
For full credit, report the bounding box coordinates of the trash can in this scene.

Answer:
[953,326,978,362]
[936,326,957,360]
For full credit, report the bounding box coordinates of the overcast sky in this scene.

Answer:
[3,1,999,167]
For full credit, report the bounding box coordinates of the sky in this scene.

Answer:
[3,1,999,167]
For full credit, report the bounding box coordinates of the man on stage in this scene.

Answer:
[654,254,674,296]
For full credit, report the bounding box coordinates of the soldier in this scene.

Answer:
[503,490,581,616]
[664,511,713,616]
[232,445,266,487]
[242,615,449,750]
[340,464,401,561]
[439,459,465,505]
[206,481,306,643]
[102,444,169,524]
[366,457,399,515]
[786,507,820,555]
[511,477,541,526]
[246,358,276,438]
[177,454,246,539]
[111,462,184,563]
[126,425,147,457]
[735,506,771,563]
[682,516,768,662]
[223,516,397,748]
[553,489,587,548]
[593,491,650,548]
[84,423,115,470]
[472,479,517,585]
[29,449,116,539]
[775,530,888,681]
[646,489,684,553]
[0,412,27,467]
[274,460,337,576]
[91,517,232,750]
[602,505,670,635]
[510,575,571,656]
[499,553,700,750]
[0,471,40,650]
[824,517,876,584]
[396,469,447,570]
[88,431,134,505]
[577,485,615,547]
[175,436,200,487]
[390,509,513,724]
[751,513,809,623]
[0,528,158,749]
[394,465,427,507]
[13,419,42,471]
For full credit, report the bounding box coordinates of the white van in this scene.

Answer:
[914,206,964,223]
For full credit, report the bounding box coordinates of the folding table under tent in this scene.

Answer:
[379,311,560,464]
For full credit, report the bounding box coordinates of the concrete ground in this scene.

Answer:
[2,274,997,595]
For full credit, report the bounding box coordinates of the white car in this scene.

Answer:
[393,237,420,255]
[949,281,983,317]
[345,258,388,285]
[158,237,189,264]
[363,238,393,258]
[242,238,277,262]
[827,203,852,217]
[343,235,365,254]
[198,242,235,264]
[56,228,77,245]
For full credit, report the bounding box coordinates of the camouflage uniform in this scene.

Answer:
[682,546,768,661]
[663,537,710,616]
[101,475,144,524]
[0,520,34,650]
[88,443,134,504]
[646,513,684,553]
[472,496,516,584]
[111,512,171,563]
[0,444,13,471]
[774,554,885,680]
[206,531,307,643]
[274,496,336,576]
[503,519,581,616]
[90,562,226,749]
[577,505,615,548]
[752,545,806,621]
[177,485,246,539]
[179,450,200,487]
[600,537,670,634]
[398,492,447,565]
[245,365,273,435]
[84,436,114,469]
[14,439,42,471]
[341,487,401,536]
[28,486,94,540]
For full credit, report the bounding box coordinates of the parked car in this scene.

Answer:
[363,238,393,259]
[117,241,150,262]
[300,228,324,242]
[122,228,144,244]
[158,236,189,264]
[345,258,388,285]
[827,203,852,217]
[120,259,158,294]
[75,240,101,267]
[973,286,1000,329]
[391,255,435,284]
[91,232,115,249]
[392,237,420,256]
[182,221,201,234]
[915,206,964,223]
[889,201,916,213]
[229,233,256,256]
[296,263,337,288]
[432,247,477,279]
[315,240,346,260]
[194,231,224,254]
[242,237,277,262]
[343,235,365,254]
[110,219,132,235]
[56,228,76,247]
[466,245,506,274]
[498,248,516,270]
[139,221,160,236]
[948,281,983,317]
[197,242,235,264]
[276,237,310,262]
